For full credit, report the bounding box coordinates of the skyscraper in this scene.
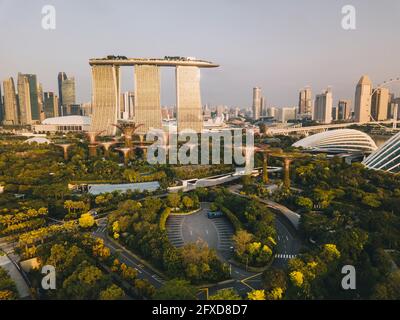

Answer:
[0,81,3,122]
[260,96,267,117]
[332,106,338,121]
[61,78,76,115]
[176,66,203,133]
[17,73,32,125]
[22,74,40,122]
[337,100,351,121]
[120,91,135,120]
[371,87,389,121]
[278,107,297,123]
[38,83,44,121]
[0,86,4,123]
[91,65,120,136]
[135,65,162,134]
[2,77,19,125]
[252,87,262,120]
[354,75,372,123]
[267,106,277,118]
[58,72,67,111]
[89,56,217,136]
[43,92,59,118]
[313,88,333,124]
[298,87,312,115]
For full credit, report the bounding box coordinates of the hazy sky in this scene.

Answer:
[1,0,400,108]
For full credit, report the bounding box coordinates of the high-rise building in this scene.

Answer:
[277,107,297,123]
[58,72,67,110]
[17,73,32,125]
[91,65,120,135]
[81,102,92,116]
[388,102,400,120]
[38,83,44,119]
[313,88,333,124]
[0,84,3,122]
[22,74,40,122]
[120,91,135,120]
[66,104,82,115]
[43,92,59,118]
[61,78,76,115]
[298,87,312,115]
[216,105,225,117]
[176,66,203,133]
[371,87,389,121]
[89,57,217,136]
[337,100,351,121]
[260,96,268,117]
[332,106,338,121]
[252,87,262,120]
[267,106,277,118]
[134,65,162,134]
[354,75,372,123]
[2,77,19,125]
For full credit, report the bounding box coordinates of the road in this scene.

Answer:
[0,238,32,299]
[228,185,302,269]
[92,218,165,289]
[0,173,303,299]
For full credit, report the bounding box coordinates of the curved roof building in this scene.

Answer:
[33,116,91,133]
[362,132,400,173]
[292,129,377,153]
[25,137,51,144]
[42,115,91,126]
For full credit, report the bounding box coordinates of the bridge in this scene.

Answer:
[265,120,400,136]
[167,167,282,193]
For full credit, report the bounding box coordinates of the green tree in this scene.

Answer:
[99,284,125,300]
[262,267,287,292]
[154,279,197,300]
[182,196,194,211]
[209,288,241,300]
[295,196,313,211]
[233,230,253,257]
[167,193,181,209]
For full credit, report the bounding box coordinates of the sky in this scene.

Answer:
[1,0,400,108]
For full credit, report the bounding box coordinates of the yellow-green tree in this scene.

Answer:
[289,271,304,287]
[247,290,266,300]
[167,193,181,209]
[266,287,284,300]
[209,288,241,300]
[99,284,125,300]
[79,213,95,228]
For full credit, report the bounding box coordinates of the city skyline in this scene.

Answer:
[1,0,400,107]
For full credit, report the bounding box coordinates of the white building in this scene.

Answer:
[354,75,372,123]
[33,116,91,133]
[267,107,277,118]
[313,88,333,124]
[293,129,377,154]
[363,131,400,173]
[277,107,297,123]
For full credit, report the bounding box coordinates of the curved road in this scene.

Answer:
[228,185,302,269]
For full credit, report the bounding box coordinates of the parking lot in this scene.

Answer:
[166,203,234,253]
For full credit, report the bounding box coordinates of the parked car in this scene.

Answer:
[207,211,224,219]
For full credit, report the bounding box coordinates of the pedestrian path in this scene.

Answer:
[166,215,185,248]
[274,253,297,259]
[212,218,234,251]
[0,255,31,299]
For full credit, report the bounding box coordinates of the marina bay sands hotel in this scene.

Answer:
[89,56,219,136]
